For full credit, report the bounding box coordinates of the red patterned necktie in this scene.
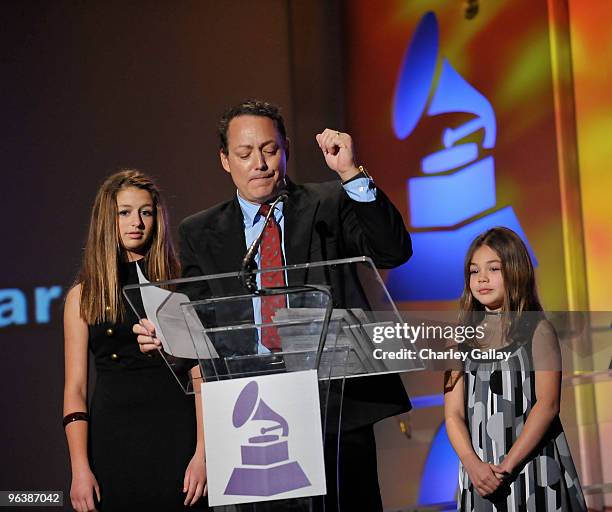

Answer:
[258,204,287,351]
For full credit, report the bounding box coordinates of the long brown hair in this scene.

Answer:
[77,169,179,324]
[459,227,543,344]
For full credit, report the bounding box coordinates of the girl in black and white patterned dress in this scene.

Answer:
[444,227,586,511]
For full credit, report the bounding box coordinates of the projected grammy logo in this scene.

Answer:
[387,11,537,301]
[224,380,311,497]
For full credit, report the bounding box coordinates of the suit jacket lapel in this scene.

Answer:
[283,180,319,285]
[203,197,257,355]
[205,184,319,279]
[206,196,246,275]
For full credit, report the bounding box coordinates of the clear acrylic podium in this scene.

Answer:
[123,257,422,511]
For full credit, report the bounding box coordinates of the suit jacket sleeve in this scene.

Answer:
[176,219,214,304]
[178,221,203,279]
[339,185,412,268]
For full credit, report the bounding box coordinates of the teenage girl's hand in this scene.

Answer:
[463,455,503,497]
[70,467,100,512]
[183,451,207,506]
[133,318,161,353]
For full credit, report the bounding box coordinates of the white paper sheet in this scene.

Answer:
[136,264,218,359]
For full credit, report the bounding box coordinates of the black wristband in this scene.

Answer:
[63,411,89,428]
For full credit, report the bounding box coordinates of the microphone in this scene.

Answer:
[239,193,288,293]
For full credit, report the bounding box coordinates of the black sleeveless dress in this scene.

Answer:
[88,260,202,510]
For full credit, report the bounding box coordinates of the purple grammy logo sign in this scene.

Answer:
[224,380,311,497]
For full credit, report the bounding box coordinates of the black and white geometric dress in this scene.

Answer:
[458,320,587,511]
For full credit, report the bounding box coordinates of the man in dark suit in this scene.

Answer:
[137,100,412,510]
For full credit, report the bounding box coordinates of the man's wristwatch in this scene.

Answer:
[341,165,373,185]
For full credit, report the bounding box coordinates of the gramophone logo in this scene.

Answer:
[203,370,325,506]
[224,380,311,496]
[387,11,537,301]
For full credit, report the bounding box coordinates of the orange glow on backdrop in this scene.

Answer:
[568,0,612,311]
[344,0,577,310]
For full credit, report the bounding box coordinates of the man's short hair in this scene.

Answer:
[218,99,287,154]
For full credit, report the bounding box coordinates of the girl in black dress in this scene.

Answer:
[63,170,206,511]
